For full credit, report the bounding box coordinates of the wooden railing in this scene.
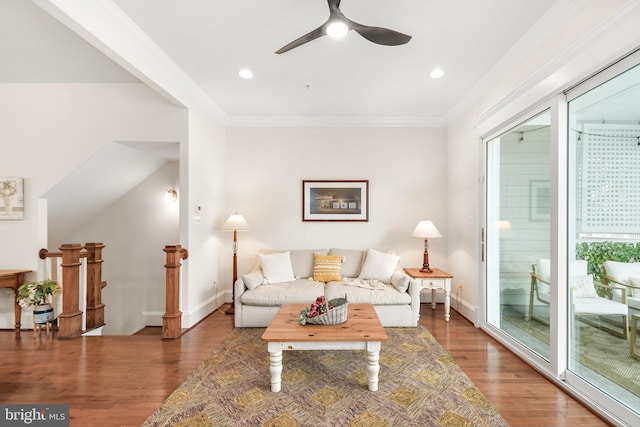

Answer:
[39,243,107,339]
[162,244,188,339]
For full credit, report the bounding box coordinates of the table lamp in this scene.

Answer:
[411,220,441,273]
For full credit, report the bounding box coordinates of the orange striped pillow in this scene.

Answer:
[313,254,342,282]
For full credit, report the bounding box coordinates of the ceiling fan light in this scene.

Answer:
[429,68,445,79]
[326,21,349,38]
[238,68,254,79]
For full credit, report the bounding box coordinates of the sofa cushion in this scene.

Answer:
[313,254,342,282]
[328,248,365,278]
[259,252,295,284]
[573,296,628,316]
[239,279,325,306]
[604,260,640,286]
[325,281,411,305]
[260,249,328,278]
[359,248,400,284]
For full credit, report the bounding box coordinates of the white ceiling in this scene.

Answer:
[2,0,562,124]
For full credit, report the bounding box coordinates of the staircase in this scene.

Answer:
[39,242,106,338]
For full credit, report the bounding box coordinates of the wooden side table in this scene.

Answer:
[0,270,31,334]
[404,268,453,321]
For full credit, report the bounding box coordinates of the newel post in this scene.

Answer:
[58,243,84,339]
[162,245,188,339]
[85,242,106,330]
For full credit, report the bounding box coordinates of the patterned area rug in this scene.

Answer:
[143,326,508,427]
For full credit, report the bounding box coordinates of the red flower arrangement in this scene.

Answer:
[298,295,347,325]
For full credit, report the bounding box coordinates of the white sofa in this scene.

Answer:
[234,248,420,328]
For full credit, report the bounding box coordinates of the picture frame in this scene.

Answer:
[303,180,368,222]
[0,177,24,220]
[529,179,550,222]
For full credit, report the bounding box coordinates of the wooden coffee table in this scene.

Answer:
[261,303,387,392]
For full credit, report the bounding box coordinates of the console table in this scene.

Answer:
[404,268,453,321]
[0,270,31,333]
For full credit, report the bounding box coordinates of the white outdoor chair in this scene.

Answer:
[602,260,640,317]
[529,258,628,339]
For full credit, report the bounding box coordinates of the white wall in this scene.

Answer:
[0,83,187,330]
[225,126,448,285]
[445,109,483,321]
[181,106,227,327]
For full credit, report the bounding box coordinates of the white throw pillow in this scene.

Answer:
[358,249,400,284]
[242,269,265,290]
[259,252,295,284]
[569,274,598,298]
[390,269,410,293]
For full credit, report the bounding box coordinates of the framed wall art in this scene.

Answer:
[302,180,368,222]
[529,179,550,222]
[0,177,24,220]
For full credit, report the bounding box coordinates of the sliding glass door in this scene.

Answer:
[484,52,640,425]
[567,60,640,414]
[485,110,551,360]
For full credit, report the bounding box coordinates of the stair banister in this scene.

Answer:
[162,244,189,339]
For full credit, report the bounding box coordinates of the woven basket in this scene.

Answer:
[33,304,55,324]
[305,297,348,325]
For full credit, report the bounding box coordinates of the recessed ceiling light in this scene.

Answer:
[429,68,445,79]
[326,21,349,38]
[238,68,254,79]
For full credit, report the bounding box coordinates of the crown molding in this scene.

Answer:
[226,115,446,128]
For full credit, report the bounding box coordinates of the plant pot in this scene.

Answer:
[33,304,54,324]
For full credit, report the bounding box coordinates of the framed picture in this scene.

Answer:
[0,177,24,220]
[529,179,550,222]
[303,180,368,222]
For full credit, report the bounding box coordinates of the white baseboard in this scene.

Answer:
[142,292,227,330]
[141,310,164,327]
[449,294,479,327]
[82,326,104,336]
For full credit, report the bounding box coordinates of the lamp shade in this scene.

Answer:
[221,213,250,231]
[411,220,441,239]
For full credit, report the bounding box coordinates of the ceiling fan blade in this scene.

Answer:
[275,0,411,53]
[352,24,411,46]
[275,25,327,54]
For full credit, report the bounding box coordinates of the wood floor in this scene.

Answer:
[0,304,609,426]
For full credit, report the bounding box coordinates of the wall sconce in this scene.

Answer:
[165,188,178,202]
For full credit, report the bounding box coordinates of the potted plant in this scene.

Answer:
[17,279,61,324]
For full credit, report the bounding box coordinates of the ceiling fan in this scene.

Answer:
[275,0,412,54]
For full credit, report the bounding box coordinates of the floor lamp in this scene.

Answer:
[221,213,250,314]
[411,220,441,273]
